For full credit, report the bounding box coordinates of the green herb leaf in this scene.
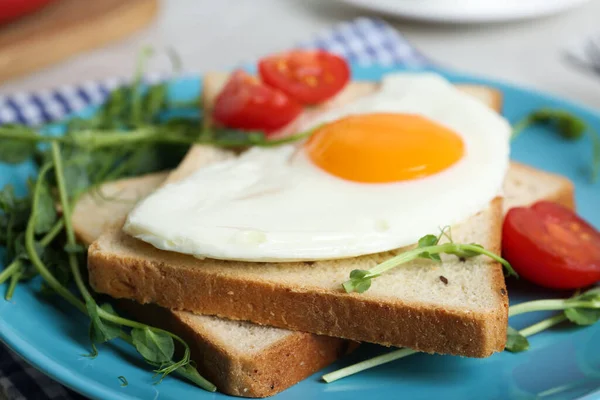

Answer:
[570,287,600,301]
[142,83,169,122]
[0,50,218,391]
[62,162,92,198]
[343,233,515,293]
[5,267,23,300]
[87,302,122,345]
[446,243,485,259]
[212,128,267,146]
[0,185,30,230]
[39,248,71,296]
[505,326,529,352]
[0,184,16,211]
[349,269,370,280]
[564,307,600,325]
[343,269,375,293]
[30,178,57,235]
[511,108,600,184]
[418,234,439,248]
[418,252,441,262]
[0,125,39,164]
[525,109,587,140]
[353,279,372,293]
[64,243,85,254]
[564,288,600,325]
[131,327,175,365]
[417,234,442,261]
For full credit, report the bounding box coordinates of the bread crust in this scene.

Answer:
[88,197,508,358]
[117,300,355,397]
[74,168,353,397]
[80,74,571,394]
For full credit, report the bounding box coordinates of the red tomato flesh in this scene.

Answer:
[0,0,56,25]
[503,201,600,289]
[258,50,350,105]
[212,70,303,134]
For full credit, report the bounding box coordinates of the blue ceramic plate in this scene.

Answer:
[1,65,600,400]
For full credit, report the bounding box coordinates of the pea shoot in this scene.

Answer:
[323,287,600,383]
[511,108,600,183]
[342,228,516,294]
[0,49,228,391]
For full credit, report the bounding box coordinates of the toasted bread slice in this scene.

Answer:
[90,197,506,357]
[504,162,575,212]
[75,161,574,397]
[74,147,352,398]
[88,74,514,358]
[79,81,575,395]
[73,173,169,245]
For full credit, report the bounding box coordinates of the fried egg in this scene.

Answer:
[124,73,511,261]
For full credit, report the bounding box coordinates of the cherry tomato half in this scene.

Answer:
[258,50,350,105]
[0,0,56,25]
[212,70,303,134]
[503,201,600,289]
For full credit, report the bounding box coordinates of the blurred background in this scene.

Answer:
[0,0,599,107]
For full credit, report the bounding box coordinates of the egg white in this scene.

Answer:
[124,73,511,262]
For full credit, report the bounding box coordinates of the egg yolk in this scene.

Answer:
[305,113,465,183]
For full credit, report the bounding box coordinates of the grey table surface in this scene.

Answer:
[1,0,600,109]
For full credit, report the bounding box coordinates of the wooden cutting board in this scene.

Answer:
[0,0,158,82]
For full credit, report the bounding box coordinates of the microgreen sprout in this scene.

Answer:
[0,48,225,392]
[342,229,516,294]
[511,108,600,183]
[323,286,600,382]
[0,45,316,392]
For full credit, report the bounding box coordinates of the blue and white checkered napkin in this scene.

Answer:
[0,17,429,400]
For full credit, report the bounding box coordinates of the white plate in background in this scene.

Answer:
[338,0,592,24]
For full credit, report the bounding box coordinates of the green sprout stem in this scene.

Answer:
[1,52,221,392]
[22,169,215,390]
[322,348,418,383]
[322,309,570,383]
[511,117,531,141]
[0,259,21,285]
[255,128,316,147]
[0,210,64,292]
[508,299,600,317]
[102,150,146,181]
[97,306,199,384]
[5,268,22,300]
[372,243,511,276]
[343,242,515,293]
[130,47,154,126]
[510,109,600,183]
[0,124,315,152]
[50,143,96,303]
[0,129,69,144]
[118,331,216,392]
[45,143,216,392]
[39,219,65,247]
[519,314,567,337]
[25,163,87,313]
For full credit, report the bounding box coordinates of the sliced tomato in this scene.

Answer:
[212,70,303,134]
[503,201,600,289]
[258,50,350,105]
[0,0,56,24]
